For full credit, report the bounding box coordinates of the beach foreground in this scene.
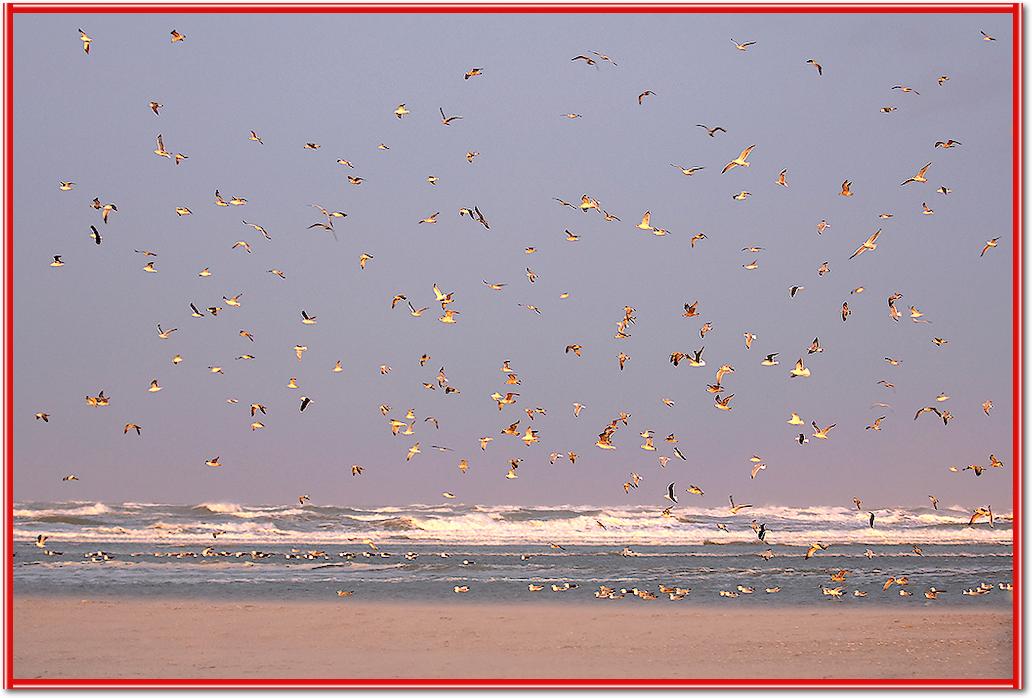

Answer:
[14,596,1013,681]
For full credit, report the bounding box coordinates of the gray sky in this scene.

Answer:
[13,11,1015,508]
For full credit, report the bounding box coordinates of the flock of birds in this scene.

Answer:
[22,26,1013,602]
[27,531,1013,603]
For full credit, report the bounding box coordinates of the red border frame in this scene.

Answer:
[1,2,1022,689]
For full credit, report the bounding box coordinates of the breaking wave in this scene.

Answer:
[13,501,1014,547]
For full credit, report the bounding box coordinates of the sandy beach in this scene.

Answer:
[13,596,1013,681]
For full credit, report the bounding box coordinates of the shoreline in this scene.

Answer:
[13,595,1014,680]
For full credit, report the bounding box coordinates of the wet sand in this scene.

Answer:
[13,596,1013,682]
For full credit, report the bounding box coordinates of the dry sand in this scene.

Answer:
[13,596,1013,681]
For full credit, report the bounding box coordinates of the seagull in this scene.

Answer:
[731,38,756,51]
[969,506,994,527]
[849,229,882,259]
[790,358,810,378]
[982,237,1001,256]
[728,495,752,514]
[78,28,92,54]
[91,198,117,223]
[696,124,726,138]
[672,164,704,176]
[153,134,171,159]
[805,542,829,559]
[721,145,755,174]
[901,162,932,185]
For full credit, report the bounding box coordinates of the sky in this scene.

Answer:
[12,10,1015,508]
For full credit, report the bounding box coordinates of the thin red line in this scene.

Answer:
[1,2,1022,689]
[6,3,1022,13]
[4,2,13,691]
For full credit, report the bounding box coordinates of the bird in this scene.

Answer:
[637,90,656,105]
[714,394,734,411]
[672,164,704,176]
[439,107,462,125]
[89,196,117,222]
[982,237,1001,257]
[969,506,994,527]
[866,416,886,431]
[78,28,93,54]
[728,495,752,514]
[914,406,943,422]
[153,134,172,159]
[696,124,726,138]
[805,543,829,559]
[721,145,755,174]
[901,162,932,185]
[790,358,810,378]
[806,59,822,75]
[849,229,882,259]
[731,38,756,51]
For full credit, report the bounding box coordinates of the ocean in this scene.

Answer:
[13,501,1014,606]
